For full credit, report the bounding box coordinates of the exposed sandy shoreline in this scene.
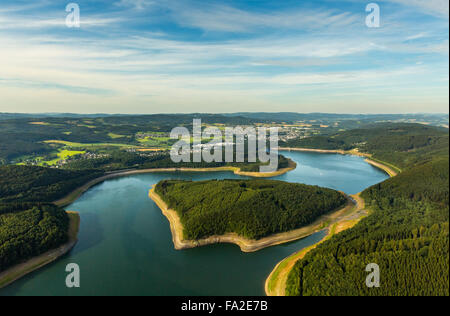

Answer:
[264,155,400,296]
[54,160,296,207]
[0,211,80,289]
[280,147,369,157]
[364,158,398,177]
[0,160,294,289]
[2,149,394,291]
[264,194,367,296]
[149,185,354,253]
[280,147,398,177]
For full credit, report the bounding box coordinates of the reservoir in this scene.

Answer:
[0,151,389,296]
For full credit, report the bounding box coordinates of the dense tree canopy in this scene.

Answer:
[0,119,448,295]
[0,203,69,272]
[64,151,290,173]
[282,123,449,169]
[0,166,93,272]
[155,179,347,240]
[0,165,104,203]
[285,125,449,296]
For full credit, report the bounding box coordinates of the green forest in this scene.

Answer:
[282,123,449,169]
[0,166,100,272]
[0,165,104,203]
[155,179,347,240]
[285,125,449,296]
[0,203,69,272]
[0,114,263,163]
[0,116,448,295]
[64,150,291,173]
[0,140,289,272]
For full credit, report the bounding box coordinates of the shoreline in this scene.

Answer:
[280,147,399,177]
[54,160,297,207]
[264,156,400,296]
[5,150,395,291]
[264,194,367,296]
[280,147,370,157]
[0,211,80,289]
[364,158,398,177]
[149,185,355,253]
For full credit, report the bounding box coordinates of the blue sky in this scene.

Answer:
[0,0,448,113]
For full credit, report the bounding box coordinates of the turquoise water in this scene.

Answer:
[0,151,388,296]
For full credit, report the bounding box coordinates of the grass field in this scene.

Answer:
[29,122,50,126]
[108,133,128,139]
[15,139,160,166]
[137,136,173,148]
[43,140,139,148]
[38,149,86,166]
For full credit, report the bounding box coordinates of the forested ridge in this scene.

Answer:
[0,165,104,203]
[0,204,69,272]
[0,166,100,272]
[0,148,290,274]
[64,151,291,173]
[285,124,449,296]
[155,179,347,240]
[2,115,446,165]
[282,123,449,169]
[1,119,448,294]
[0,149,288,272]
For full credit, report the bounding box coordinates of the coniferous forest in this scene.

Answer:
[0,203,69,272]
[0,165,104,203]
[155,179,347,240]
[285,125,449,296]
[0,166,97,272]
[0,119,448,296]
[0,148,288,273]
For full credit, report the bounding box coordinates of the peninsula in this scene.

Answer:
[149,179,349,252]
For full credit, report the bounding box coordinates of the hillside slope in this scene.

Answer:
[285,124,449,296]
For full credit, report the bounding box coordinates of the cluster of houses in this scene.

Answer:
[135,132,170,139]
[18,152,109,168]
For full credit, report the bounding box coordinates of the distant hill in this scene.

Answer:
[2,112,448,125]
[224,112,449,125]
[0,113,126,120]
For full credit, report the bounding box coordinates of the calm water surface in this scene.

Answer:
[1,151,388,296]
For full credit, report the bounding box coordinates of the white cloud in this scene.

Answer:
[385,0,449,18]
[406,32,427,40]
[0,16,122,29]
[0,0,448,113]
[0,2,49,14]
[167,3,359,32]
[114,0,155,11]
